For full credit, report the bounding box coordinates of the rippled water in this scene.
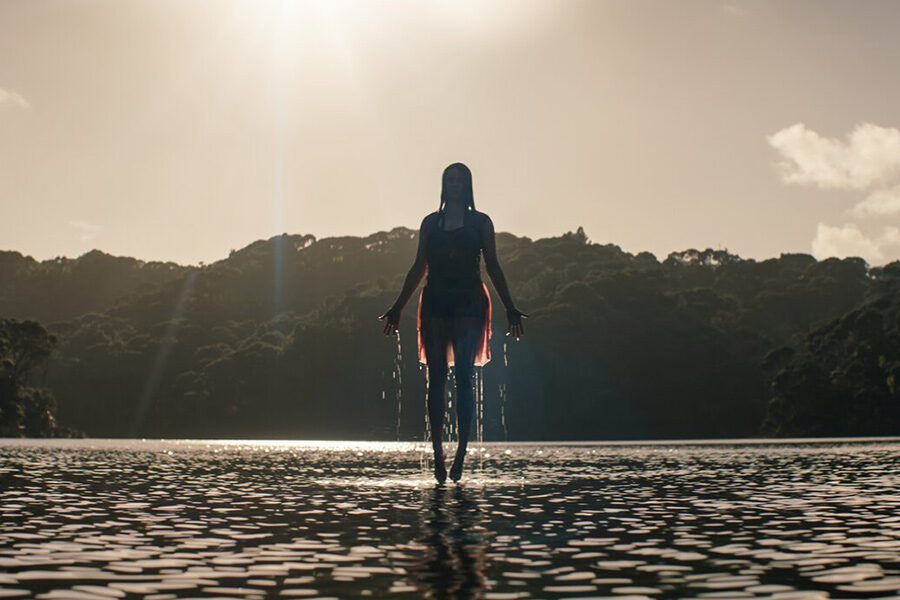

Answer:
[2,438,900,600]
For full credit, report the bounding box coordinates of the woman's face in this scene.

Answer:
[444,168,465,200]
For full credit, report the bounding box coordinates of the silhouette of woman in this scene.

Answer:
[380,163,526,483]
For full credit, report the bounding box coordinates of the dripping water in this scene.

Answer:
[500,342,509,442]
[419,361,462,477]
[446,368,458,444]
[498,382,508,442]
[418,348,496,479]
[443,368,452,445]
[476,366,484,472]
[420,363,430,472]
[420,363,458,474]
[394,333,403,441]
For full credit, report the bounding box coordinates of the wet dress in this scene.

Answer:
[416,209,492,367]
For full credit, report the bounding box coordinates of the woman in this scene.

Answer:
[379,163,527,484]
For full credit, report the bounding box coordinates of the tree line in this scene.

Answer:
[1,226,897,439]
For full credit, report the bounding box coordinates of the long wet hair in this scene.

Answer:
[438,163,476,223]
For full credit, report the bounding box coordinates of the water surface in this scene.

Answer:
[1,438,899,599]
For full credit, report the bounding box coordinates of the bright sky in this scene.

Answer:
[2,0,900,265]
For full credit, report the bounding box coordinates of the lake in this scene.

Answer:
[1,438,899,599]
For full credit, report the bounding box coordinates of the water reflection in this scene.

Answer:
[414,486,487,599]
[2,438,900,599]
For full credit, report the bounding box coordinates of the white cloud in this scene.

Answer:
[767,122,900,190]
[0,87,30,109]
[769,122,900,260]
[69,220,101,242]
[811,222,900,264]
[812,223,882,262]
[850,184,900,218]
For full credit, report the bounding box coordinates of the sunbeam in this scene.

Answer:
[129,269,198,436]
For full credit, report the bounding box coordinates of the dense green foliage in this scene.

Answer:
[0,318,78,437]
[0,250,185,322]
[2,227,897,439]
[762,265,900,436]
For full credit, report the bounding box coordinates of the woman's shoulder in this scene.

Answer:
[470,209,493,229]
[420,212,440,228]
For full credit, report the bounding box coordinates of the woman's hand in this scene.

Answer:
[506,307,528,340]
[379,307,401,336]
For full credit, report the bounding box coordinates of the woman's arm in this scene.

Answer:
[480,213,527,338]
[380,215,431,334]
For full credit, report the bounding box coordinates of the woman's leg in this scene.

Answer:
[449,316,484,481]
[422,317,451,482]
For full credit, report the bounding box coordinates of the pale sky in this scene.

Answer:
[2,0,900,265]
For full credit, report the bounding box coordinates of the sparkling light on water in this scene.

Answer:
[2,439,900,599]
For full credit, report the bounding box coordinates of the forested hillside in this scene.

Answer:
[2,226,897,439]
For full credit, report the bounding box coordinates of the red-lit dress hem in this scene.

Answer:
[416,281,492,367]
